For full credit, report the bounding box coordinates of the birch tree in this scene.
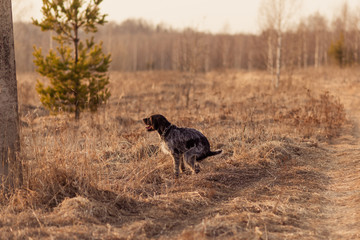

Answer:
[259,0,300,88]
[307,13,328,68]
[350,7,360,64]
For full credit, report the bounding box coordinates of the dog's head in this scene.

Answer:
[143,114,171,134]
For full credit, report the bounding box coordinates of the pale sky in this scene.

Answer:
[12,0,360,34]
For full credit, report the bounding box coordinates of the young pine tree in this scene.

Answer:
[328,33,345,67]
[33,0,111,120]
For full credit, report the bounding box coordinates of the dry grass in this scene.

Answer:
[1,67,358,239]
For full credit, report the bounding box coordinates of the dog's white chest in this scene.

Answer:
[160,142,171,155]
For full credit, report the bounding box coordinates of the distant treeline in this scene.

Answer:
[14,12,360,72]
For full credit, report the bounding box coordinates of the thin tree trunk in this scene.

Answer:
[133,38,137,71]
[0,0,22,189]
[74,9,80,120]
[248,50,252,71]
[324,50,328,66]
[267,33,274,84]
[275,32,282,88]
[297,40,302,69]
[355,32,359,64]
[303,33,307,68]
[319,33,324,67]
[315,34,319,68]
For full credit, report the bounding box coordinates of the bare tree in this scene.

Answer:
[0,0,22,189]
[348,6,360,64]
[331,3,352,66]
[295,20,306,68]
[294,14,328,69]
[175,28,207,107]
[260,29,276,80]
[259,0,300,88]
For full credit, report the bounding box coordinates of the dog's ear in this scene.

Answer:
[150,115,160,130]
[157,115,170,133]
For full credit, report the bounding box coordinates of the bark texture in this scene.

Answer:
[0,0,21,188]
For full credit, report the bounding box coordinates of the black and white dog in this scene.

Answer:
[143,114,222,177]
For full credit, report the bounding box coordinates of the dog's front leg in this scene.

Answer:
[172,154,181,178]
[180,157,186,173]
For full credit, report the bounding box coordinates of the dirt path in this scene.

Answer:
[321,90,360,239]
[324,141,360,239]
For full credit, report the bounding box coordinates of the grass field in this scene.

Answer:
[1,68,360,239]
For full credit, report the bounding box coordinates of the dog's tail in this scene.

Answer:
[197,149,222,161]
[208,150,222,157]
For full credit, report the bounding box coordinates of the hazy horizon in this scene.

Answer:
[12,0,360,34]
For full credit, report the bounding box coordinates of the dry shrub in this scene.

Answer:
[0,189,39,212]
[53,196,102,221]
[14,160,139,218]
[256,141,293,166]
[306,91,346,136]
[6,114,141,222]
[51,194,138,225]
[135,143,159,159]
[278,90,346,138]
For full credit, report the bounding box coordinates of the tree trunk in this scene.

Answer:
[267,33,274,84]
[355,32,359,64]
[314,34,319,68]
[275,32,282,88]
[74,11,80,120]
[297,40,302,69]
[133,38,137,71]
[303,33,307,68]
[247,50,253,71]
[0,0,22,189]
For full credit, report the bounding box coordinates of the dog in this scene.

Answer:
[143,114,222,177]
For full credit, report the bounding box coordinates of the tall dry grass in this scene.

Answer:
[0,68,352,239]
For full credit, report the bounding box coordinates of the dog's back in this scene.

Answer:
[164,126,221,161]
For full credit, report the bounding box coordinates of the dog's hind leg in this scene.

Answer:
[184,149,201,174]
[180,157,186,173]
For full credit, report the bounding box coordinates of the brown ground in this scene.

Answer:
[1,68,360,239]
[318,71,360,239]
